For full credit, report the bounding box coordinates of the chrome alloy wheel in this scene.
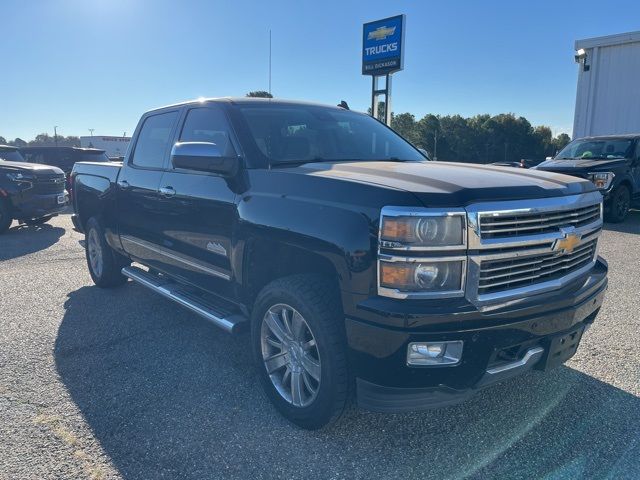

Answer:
[87,228,104,278]
[261,303,321,407]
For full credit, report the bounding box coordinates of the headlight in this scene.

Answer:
[379,258,465,297]
[587,172,614,190]
[380,209,465,249]
[5,172,34,186]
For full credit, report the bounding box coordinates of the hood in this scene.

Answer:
[0,160,64,176]
[292,161,595,207]
[536,157,628,172]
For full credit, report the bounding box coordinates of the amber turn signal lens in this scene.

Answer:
[381,218,415,242]
[380,263,414,289]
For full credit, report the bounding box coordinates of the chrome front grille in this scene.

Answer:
[478,238,597,295]
[479,203,601,239]
[466,192,603,306]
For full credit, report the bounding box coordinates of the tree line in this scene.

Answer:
[0,133,81,148]
[383,108,570,163]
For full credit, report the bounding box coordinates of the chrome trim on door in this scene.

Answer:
[120,235,231,280]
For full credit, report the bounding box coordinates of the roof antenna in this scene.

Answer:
[338,100,349,110]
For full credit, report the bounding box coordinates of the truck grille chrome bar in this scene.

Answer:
[465,192,603,306]
[479,204,601,238]
[478,238,597,294]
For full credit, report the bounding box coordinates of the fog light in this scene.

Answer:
[407,341,463,366]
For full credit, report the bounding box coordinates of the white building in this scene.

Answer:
[80,135,131,158]
[573,31,640,138]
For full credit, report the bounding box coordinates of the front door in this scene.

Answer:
[117,109,180,270]
[155,105,240,298]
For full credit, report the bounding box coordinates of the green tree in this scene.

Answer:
[552,133,571,154]
[390,113,419,145]
[0,136,6,145]
[246,91,273,98]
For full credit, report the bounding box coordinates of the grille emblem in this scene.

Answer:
[552,230,582,254]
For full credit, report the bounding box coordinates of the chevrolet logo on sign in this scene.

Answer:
[552,231,582,254]
[367,26,396,41]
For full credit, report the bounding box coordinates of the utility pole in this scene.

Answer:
[268,29,272,96]
[433,130,438,161]
[54,126,58,147]
[88,128,94,137]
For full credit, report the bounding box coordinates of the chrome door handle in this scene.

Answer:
[117,180,130,189]
[159,186,176,198]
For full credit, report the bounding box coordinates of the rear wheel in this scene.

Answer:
[85,217,130,287]
[251,275,350,430]
[0,201,12,234]
[605,185,630,223]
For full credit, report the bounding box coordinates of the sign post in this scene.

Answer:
[362,15,405,126]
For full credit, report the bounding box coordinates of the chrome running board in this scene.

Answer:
[122,266,247,334]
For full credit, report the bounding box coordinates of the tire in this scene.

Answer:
[251,274,350,430]
[24,215,54,226]
[0,201,12,234]
[85,217,130,288]
[605,185,631,223]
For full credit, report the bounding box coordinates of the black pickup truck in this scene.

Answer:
[71,98,608,429]
[536,134,640,222]
[0,145,69,233]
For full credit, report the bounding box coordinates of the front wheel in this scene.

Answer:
[85,217,130,288]
[251,275,350,429]
[605,185,630,223]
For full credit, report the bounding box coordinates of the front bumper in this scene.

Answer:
[12,191,69,220]
[345,258,608,412]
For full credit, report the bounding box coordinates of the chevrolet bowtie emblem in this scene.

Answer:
[368,26,396,41]
[552,232,581,254]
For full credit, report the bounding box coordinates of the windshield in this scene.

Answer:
[556,138,634,160]
[0,150,25,162]
[237,105,425,165]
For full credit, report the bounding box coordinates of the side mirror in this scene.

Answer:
[171,142,239,176]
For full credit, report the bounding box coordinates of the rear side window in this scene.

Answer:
[179,107,236,157]
[131,111,178,168]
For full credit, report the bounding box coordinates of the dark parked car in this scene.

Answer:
[71,98,607,429]
[20,146,110,175]
[0,145,68,233]
[536,135,640,222]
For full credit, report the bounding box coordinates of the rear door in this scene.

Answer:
[117,109,180,270]
[154,105,239,297]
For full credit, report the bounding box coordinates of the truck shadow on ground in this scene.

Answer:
[55,285,640,480]
[0,223,64,261]
[603,209,640,234]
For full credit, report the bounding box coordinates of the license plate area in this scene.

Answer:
[540,324,585,371]
[57,194,66,205]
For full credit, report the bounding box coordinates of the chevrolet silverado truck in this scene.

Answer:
[0,145,69,233]
[71,98,608,429]
[536,134,640,222]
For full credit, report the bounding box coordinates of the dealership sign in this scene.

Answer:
[362,15,405,75]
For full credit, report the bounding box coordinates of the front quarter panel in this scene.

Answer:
[237,169,421,296]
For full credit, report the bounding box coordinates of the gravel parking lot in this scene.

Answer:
[0,212,638,480]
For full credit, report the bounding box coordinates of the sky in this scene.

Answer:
[1,0,639,141]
